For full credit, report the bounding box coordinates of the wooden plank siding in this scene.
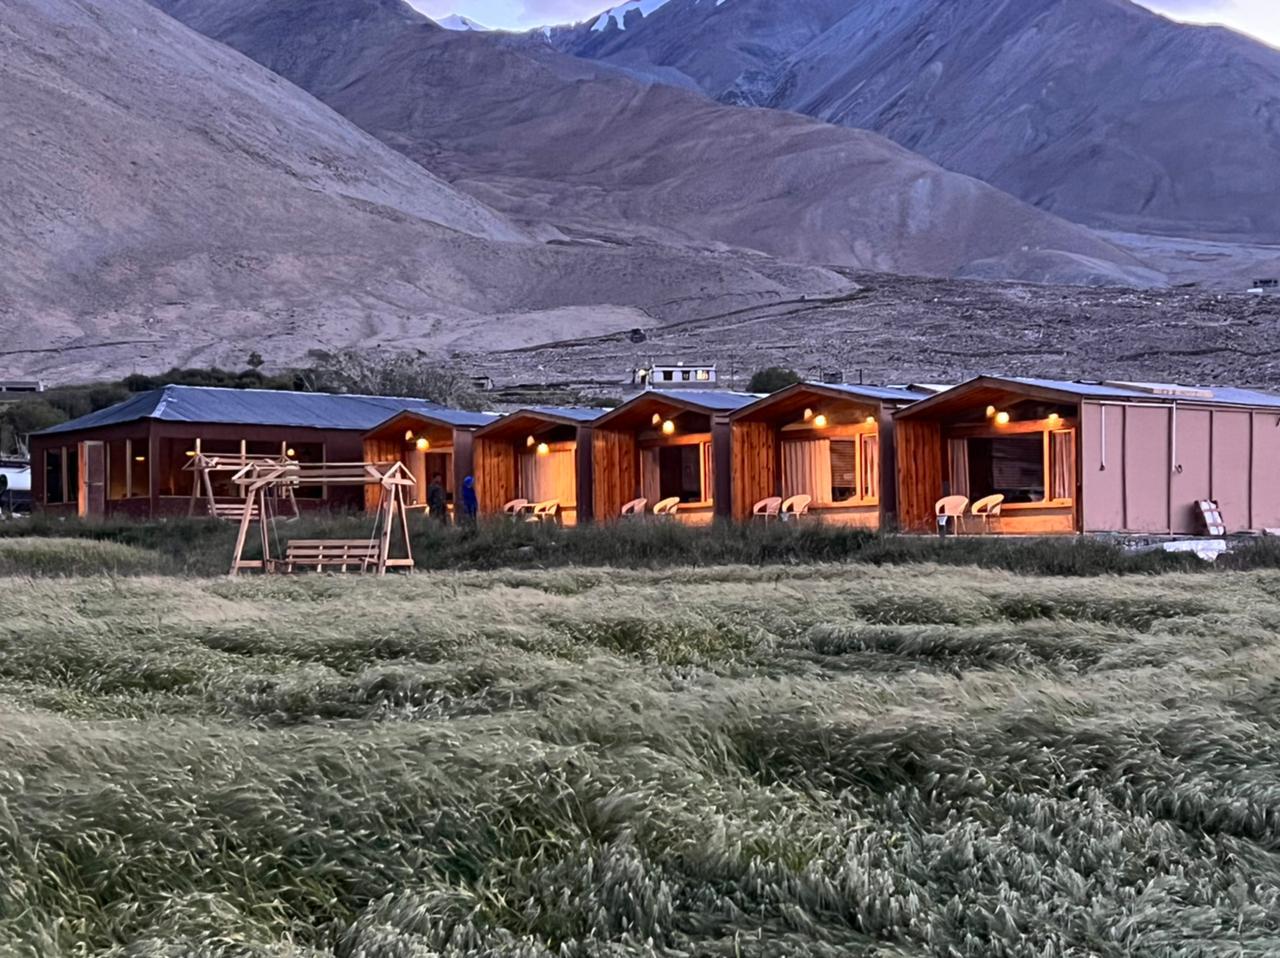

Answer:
[730,420,778,520]
[895,419,943,532]
[592,429,638,521]
[472,438,516,514]
[363,437,402,512]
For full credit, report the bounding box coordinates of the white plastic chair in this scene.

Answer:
[781,495,812,521]
[935,495,970,535]
[971,494,1005,534]
[752,496,782,522]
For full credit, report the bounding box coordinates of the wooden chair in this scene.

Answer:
[275,539,381,574]
[971,494,1005,534]
[502,498,530,517]
[781,495,812,521]
[752,496,783,522]
[935,495,970,534]
[620,498,648,518]
[525,500,561,524]
[653,497,681,518]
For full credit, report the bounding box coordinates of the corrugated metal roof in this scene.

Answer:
[1011,378,1280,408]
[35,385,490,435]
[644,390,762,411]
[816,383,934,403]
[521,406,611,423]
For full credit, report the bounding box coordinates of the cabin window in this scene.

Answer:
[830,441,856,500]
[695,369,711,382]
[44,448,65,504]
[129,440,151,498]
[1049,430,1076,502]
[106,441,128,499]
[661,370,674,382]
[966,436,1044,504]
[659,445,702,502]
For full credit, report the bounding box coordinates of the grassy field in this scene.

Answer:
[4,560,1280,955]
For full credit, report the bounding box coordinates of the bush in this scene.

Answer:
[747,366,802,393]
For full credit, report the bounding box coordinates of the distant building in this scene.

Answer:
[0,380,45,398]
[634,362,717,389]
[1251,278,1279,292]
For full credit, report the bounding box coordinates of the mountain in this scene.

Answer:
[435,14,490,31]
[0,0,852,381]
[546,0,1280,240]
[151,0,1162,287]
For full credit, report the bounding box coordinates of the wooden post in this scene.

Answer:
[378,482,395,575]
[229,485,256,577]
[258,486,272,574]
[398,485,413,570]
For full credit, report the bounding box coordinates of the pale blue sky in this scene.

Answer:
[406,0,1280,46]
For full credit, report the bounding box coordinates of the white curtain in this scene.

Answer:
[519,450,577,506]
[948,439,970,498]
[781,440,832,503]
[861,435,880,501]
[641,448,661,504]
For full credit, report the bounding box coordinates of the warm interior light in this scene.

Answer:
[986,405,997,418]
[803,407,814,421]
[661,419,676,436]
[813,414,829,429]
[865,416,876,426]
[651,412,662,426]
[536,442,551,456]
[995,411,1011,425]
[134,455,146,462]
[285,448,296,457]
[184,450,197,458]
[526,435,536,447]
[1047,413,1061,426]
[416,437,430,452]
[404,429,415,442]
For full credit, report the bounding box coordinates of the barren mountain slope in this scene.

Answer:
[548,0,1280,240]
[0,0,851,381]
[152,0,1164,287]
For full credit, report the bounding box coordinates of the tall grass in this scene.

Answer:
[0,513,1224,577]
[3,565,1280,954]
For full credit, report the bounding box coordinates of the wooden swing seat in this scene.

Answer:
[210,502,261,522]
[272,539,382,573]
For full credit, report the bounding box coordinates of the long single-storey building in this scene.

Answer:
[894,377,1280,535]
[471,407,606,525]
[727,382,931,526]
[591,390,759,523]
[31,385,486,519]
[362,407,497,513]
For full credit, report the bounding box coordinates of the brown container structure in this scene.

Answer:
[727,382,930,527]
[30,385,481,520]
[591,390,760,523]
[470,407,607,525]
[361,407,496,515]
[894,376,1280,535]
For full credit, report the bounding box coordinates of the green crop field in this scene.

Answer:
[4,551,1280,955]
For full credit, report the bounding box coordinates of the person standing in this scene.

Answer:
[427,473,447,523]
[461,475,478,525]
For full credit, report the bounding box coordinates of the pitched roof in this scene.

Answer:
[474,406,609,441]
[807,382,934,403]
[642,389,761,411]
[35,385,490,435]
[730,381,932,421]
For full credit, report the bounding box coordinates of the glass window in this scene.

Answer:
[681,370,692,381]
[66,446,79,506]
[130,441,150,498]
[107,441,128,500]
[658,445,703,503]
[968,437,1044,504]
[695,369,711,382]
[44,448,64,504]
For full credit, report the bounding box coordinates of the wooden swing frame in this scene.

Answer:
[227,461,416,577]
[185,452,300,522]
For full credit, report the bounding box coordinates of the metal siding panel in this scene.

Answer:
[1252,412,1280,529]
[1211,411,1251,532]
[1171,408,1212,534]
[1122,405,1172,534]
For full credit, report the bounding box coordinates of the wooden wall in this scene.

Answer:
[895,419,943,532]
[575,427,595,524]
[730,420,778,520]
[472,438,516,514]
[592,429,638,521]
[363,436,401,512]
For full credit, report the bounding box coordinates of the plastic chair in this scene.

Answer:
[970,494,1005,534]
[781,495,812,521]
[653,497,681,518]
[502,498,530,517]
[525,500,561,524]
[752,496,782,522]
[620,498,648,518]
[935,495,970,535]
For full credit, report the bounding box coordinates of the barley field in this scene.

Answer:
[4,561,1280,955]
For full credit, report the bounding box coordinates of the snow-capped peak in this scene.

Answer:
[436,13,490,31]
[591,0,670,32]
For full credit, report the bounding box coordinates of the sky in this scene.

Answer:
[406,0,1280,46]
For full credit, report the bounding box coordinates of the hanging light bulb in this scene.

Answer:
[803,408,814,421]
[865,416,876,426]
[134,455,146,463]
[1047,412,1061,426]
[526,435,536,447]
[813,414,829,429]
[662,419,676,436]
[536,442,551,456]
[404,429,415,442]
[995,411,1011,425]
[184,450,197,458]
[986,405,997,418]
[416,437,430,452]
[651,412,663,426]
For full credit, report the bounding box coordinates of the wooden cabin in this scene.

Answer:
[727,383,929,526]
[362,408,496,515]
[894,376,1280,535]
[591,390,759,523]
[471,408,606,525]
[30,385,483,519]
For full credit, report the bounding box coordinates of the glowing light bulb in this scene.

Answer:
[134,455,146,462]
[661,420,676,436]
[651,413,662,426]
[404,429,415,442]
[803,408,814,421]
[995,411,1011,425]
[1047,413,1061,426]
[865,416,876,426]
[184,450,197,458]
[813,414,829,429]
[526,435,536,447]
[286,448,296,457]
[986,405,997,418]
[536,442,551,456]
[416,437,429,452]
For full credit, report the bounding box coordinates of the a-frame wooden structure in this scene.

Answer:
[185,452,300,522]
[227,461,416,576]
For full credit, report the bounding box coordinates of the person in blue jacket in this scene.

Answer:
[461,475,479,525]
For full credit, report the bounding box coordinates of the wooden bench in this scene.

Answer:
[210,502,260,522]
[273,539,381,573]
